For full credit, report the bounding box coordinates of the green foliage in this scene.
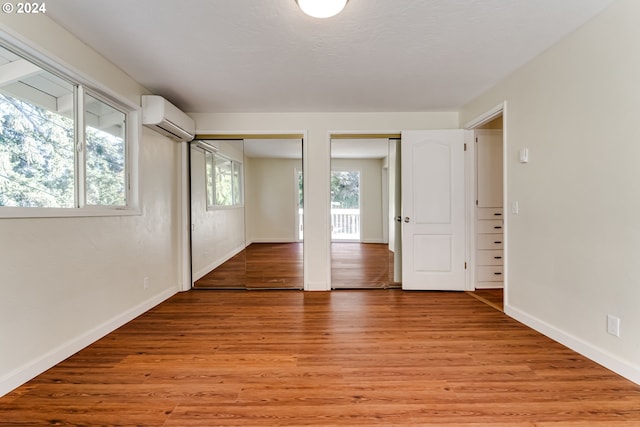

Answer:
[0,93,126,208]
[331,170,359,209]
[85,126,126,206]
[0,94,75,207]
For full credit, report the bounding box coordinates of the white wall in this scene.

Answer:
[192,112,459,290]
[0,15,181,395]
[245,157,302,243]
[331,158,385,243]
[460,0,640,384]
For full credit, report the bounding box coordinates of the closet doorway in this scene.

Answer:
[330,134,402,289]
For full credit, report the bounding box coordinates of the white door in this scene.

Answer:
[401,130,468,290]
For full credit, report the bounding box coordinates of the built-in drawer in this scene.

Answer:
[477,265,504,282]
[476,234,504,250]
[477,207,504,220]
[476,250,504,266]
[476,219,504,234]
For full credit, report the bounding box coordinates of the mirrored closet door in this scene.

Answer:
[190,137,303,290]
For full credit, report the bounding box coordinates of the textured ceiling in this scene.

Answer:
[46,0,614,114]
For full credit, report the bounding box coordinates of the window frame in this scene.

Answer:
[0,33,140,218]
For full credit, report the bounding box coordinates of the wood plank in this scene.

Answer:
[194,242,303,289]
[468,288,504,311]
[331,242,393,289]
[1,290,639,426]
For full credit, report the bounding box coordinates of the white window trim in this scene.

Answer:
[0,30,141,218]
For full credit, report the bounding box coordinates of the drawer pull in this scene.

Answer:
[494,272,503,276]
[494,241,502,244]
[494,256,502,259]
[494,226,502,229]
[494,213,502,216]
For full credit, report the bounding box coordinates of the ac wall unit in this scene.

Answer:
[141,95,195,142]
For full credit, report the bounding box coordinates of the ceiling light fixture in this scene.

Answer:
[296,0,349,18]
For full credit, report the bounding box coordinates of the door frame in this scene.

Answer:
[464,102,508,305]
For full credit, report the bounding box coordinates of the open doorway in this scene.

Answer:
[466,104,506,311]
[330,135,401,289]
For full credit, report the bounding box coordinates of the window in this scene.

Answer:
[0,41,137,215]
[205,151,243,208]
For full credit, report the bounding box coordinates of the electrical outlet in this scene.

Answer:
[607,315,620,337]
[143,277,149,290]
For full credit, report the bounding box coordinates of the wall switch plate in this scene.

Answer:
[607,315,620,337]
[143,277,150,290]
[511,201,519,215]
[519,148,529,163]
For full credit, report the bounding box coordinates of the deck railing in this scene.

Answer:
[298,208,361,240]
[331,208,360,240]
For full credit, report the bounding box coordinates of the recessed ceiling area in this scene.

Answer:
[332,139,389,159]
[45,0,615,114]
[243,139,302,159]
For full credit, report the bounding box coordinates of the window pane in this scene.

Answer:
[85,94,126,206]
[205,151,214,208]
[0,46,75,207]
[232,162,243,205]
[214,155,232,206]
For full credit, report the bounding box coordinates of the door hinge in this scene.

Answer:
[464,143,467,151]
[465,262,467,270]
[475,137,478,143]
[475,199,478,206]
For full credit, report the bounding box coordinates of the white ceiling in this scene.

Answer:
[46,0,614,114]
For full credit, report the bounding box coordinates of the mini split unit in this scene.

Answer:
[141,95,195,142]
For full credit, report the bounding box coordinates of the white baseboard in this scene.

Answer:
[246,238,299,244]
[0,287,178,397]
[475,283,504,289]
[505,304,640,386]
[305,281,330,291]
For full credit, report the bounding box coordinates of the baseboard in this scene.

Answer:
[475,283,504,289]
[505,304,640,386]
[0,287,178,397]
[246,238,299,244]
[305,281,330,291]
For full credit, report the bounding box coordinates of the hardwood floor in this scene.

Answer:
[468,288,504,311]
[196,242,397,290]
[331,242,398,289]
[195,243,303,290]
[2,290,639,426]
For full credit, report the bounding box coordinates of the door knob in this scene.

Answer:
[404,217,410,223]
[395,216,402,222]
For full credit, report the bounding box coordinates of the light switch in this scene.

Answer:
[519,148,529,163]
[511,201,519,215]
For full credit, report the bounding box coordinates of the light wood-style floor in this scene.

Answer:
[2,290,639,426]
